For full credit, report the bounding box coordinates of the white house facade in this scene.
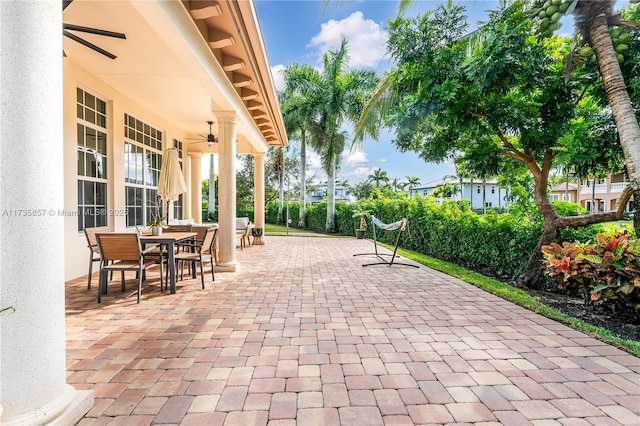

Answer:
[410,178,509,210]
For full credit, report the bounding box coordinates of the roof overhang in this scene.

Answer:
[63,0,287,154]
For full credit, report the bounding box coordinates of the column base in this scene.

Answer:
[216,262,238,273]
[252,236,265,245]
[2,385,93,426]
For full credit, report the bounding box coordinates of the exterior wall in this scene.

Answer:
[575,173,633,213]
[414,181,508,210]
[63,60,193,280]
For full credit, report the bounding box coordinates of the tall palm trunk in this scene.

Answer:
[583,7,640,235]
[298,130,307,227]
[326,158,336,231]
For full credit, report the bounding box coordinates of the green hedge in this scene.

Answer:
[266,196,622,281]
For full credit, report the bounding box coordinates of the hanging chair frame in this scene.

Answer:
[353,216,419,268]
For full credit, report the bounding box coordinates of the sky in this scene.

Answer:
[251,0,503,187]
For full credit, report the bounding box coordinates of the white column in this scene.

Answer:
[253,153,266,245]
[189,153,202,223]
[216,112,237,272]
[0,1,93,423]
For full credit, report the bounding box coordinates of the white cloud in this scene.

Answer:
[271,64,285,91]
[307,151,324,173]
[378,158,388,163]
[343,148,368,168]
[349,167,373,179]
[308,11,388,68]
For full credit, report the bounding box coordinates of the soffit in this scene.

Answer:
[62,0,287,153]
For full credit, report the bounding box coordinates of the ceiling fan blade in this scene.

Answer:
[63,0,73,11]
[63,29,117,59]
[64,24,126,39]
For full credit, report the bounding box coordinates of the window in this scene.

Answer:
[548,194,559,202]
[77,88,108,231]
[585,201,593,213]
[599,200,605,212]
[477,186,481,194]
[124,114,163,227]
[491,187,495,194]
[563,194,570,201]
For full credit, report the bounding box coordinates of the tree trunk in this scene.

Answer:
[298,130,307,227]
[278,157,284,223]
[325,158,336,231]
[517,184,633,288]
[585,8,640,235]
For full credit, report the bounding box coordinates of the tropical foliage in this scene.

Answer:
[542,232,640,317]
[355,1,637,287]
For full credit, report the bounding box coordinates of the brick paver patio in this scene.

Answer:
[67,235,640,425]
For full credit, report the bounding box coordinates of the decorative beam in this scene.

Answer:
[189,1,222,19]
[208,29,234,49]
[222,55,244,71]
[240,88,258,101]
[251,109,267,119]
[232,73,252,88]
[245,100,262,110]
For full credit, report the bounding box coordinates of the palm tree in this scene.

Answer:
[390,177,405,192]
[285,39,379,231]
[273,147,285,223]
[405,176,420,194]
[368,168,389,188]
[280,74,318,227]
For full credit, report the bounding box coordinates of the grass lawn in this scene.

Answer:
[264,223,317,234]
[378,242,640,356]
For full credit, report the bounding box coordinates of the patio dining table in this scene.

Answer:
[140,231,196,294]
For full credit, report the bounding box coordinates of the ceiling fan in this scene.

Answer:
[185,121,219,146]
[63,0,126,60]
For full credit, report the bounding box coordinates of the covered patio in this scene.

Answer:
[66,235,640,425]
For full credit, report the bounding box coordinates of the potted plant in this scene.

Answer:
[146,199,166,236]
[352,207,370,239]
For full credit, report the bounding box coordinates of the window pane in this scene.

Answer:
[96,183,107,204]
[86,127,96,151]
[77,151,85,176]
[97,113,106,129]
[85,108,95,125]
[97,98,106,114]
[86,93,95,109]
[77,104,84,120]
[77,87,83,103]
[77,180,83,204]
[84,181,95,204]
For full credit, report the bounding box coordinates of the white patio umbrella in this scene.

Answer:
[158,148,187,224]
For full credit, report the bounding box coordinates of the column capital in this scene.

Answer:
[253,152,266,159]
[214,111,237,124]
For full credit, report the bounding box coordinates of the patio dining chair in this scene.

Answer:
[84,226,111,289]
[165,224,193,232]
[95,232,162,303]
[174,226,217,288]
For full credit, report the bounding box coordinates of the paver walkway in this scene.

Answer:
[66,235,640,425]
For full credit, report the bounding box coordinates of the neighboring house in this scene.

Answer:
[306,182,355,204]
[409,178,509,211]
[549,182,579,203]
[550,173,635,214]
[1,1,287,423]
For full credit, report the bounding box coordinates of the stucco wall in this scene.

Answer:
[63,60,193,280]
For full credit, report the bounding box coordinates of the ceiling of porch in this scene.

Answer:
[62,0,287,154]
